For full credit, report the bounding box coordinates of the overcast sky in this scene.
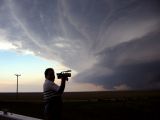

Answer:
[0,0,160,92]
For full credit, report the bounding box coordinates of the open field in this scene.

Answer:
[0,91,160,120]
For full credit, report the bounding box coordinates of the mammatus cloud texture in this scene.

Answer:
[0,0,160,90]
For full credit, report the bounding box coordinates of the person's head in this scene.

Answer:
[45,68,55,81]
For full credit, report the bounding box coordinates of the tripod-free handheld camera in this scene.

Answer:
[57,70,71,81]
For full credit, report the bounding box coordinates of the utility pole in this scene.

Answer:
[15,74,21,99]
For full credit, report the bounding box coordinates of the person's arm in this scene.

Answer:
[57,77,66,94]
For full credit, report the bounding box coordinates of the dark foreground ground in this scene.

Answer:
[0,91,160,120]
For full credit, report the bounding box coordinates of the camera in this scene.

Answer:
[57,70,71,80]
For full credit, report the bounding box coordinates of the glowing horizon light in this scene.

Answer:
[0,50,74,92]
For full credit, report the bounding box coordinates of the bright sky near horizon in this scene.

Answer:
[0,50,104,92]
[0,0,160,92]
[0,50,63,92]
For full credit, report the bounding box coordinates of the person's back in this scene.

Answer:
[43,68,66,120]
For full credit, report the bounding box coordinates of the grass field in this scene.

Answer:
[0,91,160,120]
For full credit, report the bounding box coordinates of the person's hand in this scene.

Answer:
[62,77,68,81]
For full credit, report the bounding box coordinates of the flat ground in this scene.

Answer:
[0,91,160,120]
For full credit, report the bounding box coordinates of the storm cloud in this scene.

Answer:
[0,0,160,90]
[74,28,160,90]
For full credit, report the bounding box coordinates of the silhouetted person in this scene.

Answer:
[43,68,67,120]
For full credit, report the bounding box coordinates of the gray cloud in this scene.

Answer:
[0,0,160,90]
[74,29,160,90]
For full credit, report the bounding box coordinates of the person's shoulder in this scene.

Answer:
[43,79,51,87]
[52,82,59,87]
[52,83,59,91]
[44,79,51,83]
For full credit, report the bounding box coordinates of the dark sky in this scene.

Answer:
[0,0,160,90]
